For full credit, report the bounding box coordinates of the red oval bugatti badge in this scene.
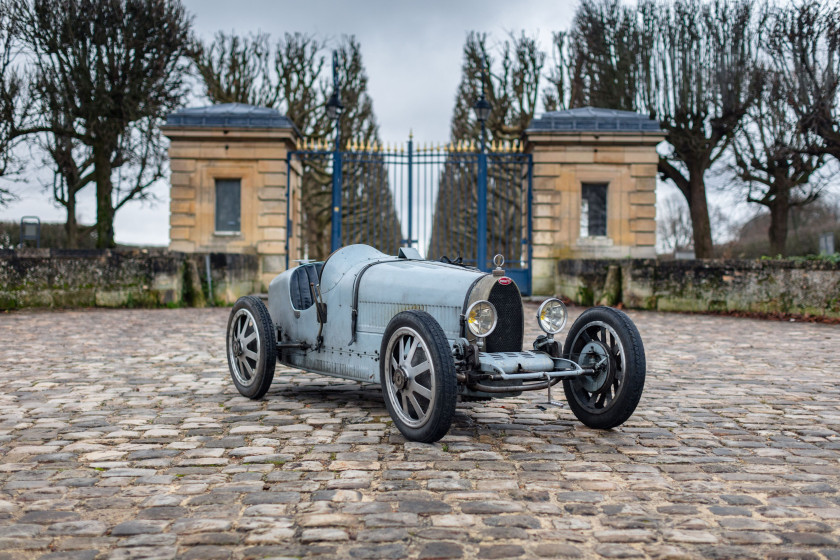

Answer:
[498,277,512,286]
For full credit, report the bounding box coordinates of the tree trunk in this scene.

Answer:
[64,195,78,249]
[93,143,116,249]
[768,187,790,257]
[687,170,714,258]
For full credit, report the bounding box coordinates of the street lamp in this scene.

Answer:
[328,51,343,252]
[473,59,491,271]
[473,95,491,125]
[473,55,491,148]
[326,91,343,122]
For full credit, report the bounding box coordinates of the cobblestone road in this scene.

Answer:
[0,305,839,560]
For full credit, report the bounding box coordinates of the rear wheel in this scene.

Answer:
[226,296,276,399]
[380,310,457,443]
[563,307,645,429]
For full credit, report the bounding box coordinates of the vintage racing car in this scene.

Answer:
[226,244,645,442]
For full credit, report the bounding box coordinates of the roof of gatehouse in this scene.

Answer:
[527,107,661,133]
[165,103,295,129]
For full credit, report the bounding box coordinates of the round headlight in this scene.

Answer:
[537,298,567,335]
[466,300,497,338]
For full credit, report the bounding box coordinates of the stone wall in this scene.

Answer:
[556,258,840,318]
[0,249,258,310]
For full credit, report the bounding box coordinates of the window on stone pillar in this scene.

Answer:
[215,179,241,234]
[581,183,608,237]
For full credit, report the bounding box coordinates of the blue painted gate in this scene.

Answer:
[288,138,533,295]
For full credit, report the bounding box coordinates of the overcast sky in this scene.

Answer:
[0,0,576,246]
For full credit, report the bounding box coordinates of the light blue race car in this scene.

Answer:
[226,244,646,442]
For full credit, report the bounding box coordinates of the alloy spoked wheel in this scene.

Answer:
[229,309,261,387]
[563,307,645,429]
[385,327,437,428]
[226,296,276,399]
[380,310,456,443]
[568,321,624,411]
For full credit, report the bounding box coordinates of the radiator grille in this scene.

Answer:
[485,281,523,352]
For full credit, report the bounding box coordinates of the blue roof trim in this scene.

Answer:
[528,107,661,133]
[165,103,295,129]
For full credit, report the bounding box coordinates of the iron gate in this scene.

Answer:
[287,138,533,294]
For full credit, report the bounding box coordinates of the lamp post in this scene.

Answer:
[473,62,491,271]
[327,51,344,253]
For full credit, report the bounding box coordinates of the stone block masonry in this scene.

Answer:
[525,108,666,295]
[0,248,258,310]
[162,104,303,291]
[557,258,840,318]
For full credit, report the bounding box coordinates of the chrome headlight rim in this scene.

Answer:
[537,298,568,335]
[466,300,498,338]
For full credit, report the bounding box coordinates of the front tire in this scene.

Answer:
[226,296,276,399]
[563,307,645,429]
[380,310,457,443]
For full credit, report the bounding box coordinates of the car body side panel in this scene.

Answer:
[268,244,487,383]
[357,260,484,339]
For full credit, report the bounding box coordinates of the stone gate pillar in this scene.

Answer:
[524,108,665,295]
[162,103,302,291]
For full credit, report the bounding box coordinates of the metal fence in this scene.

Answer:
[289,137,533,294]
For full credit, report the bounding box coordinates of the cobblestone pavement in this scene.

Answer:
[1,304,839,560]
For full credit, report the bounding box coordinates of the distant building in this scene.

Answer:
[162,104,301,289]
[526,107,664,293]
[162,104,663,295]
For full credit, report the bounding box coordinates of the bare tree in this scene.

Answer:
[313,36,401,259]
[768,0,840,164]
[730,72,827,256]
[643,0,763,258]
[542,31,585,112]
[271,33,332,259]
[274,33,326,132]
[16,0,192,248]
[36,111,95,248]
[0,0,32,204]
[429,31,544,262]
[656,191,693,253]
[192,31,277,108]
[544,0,652,112]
